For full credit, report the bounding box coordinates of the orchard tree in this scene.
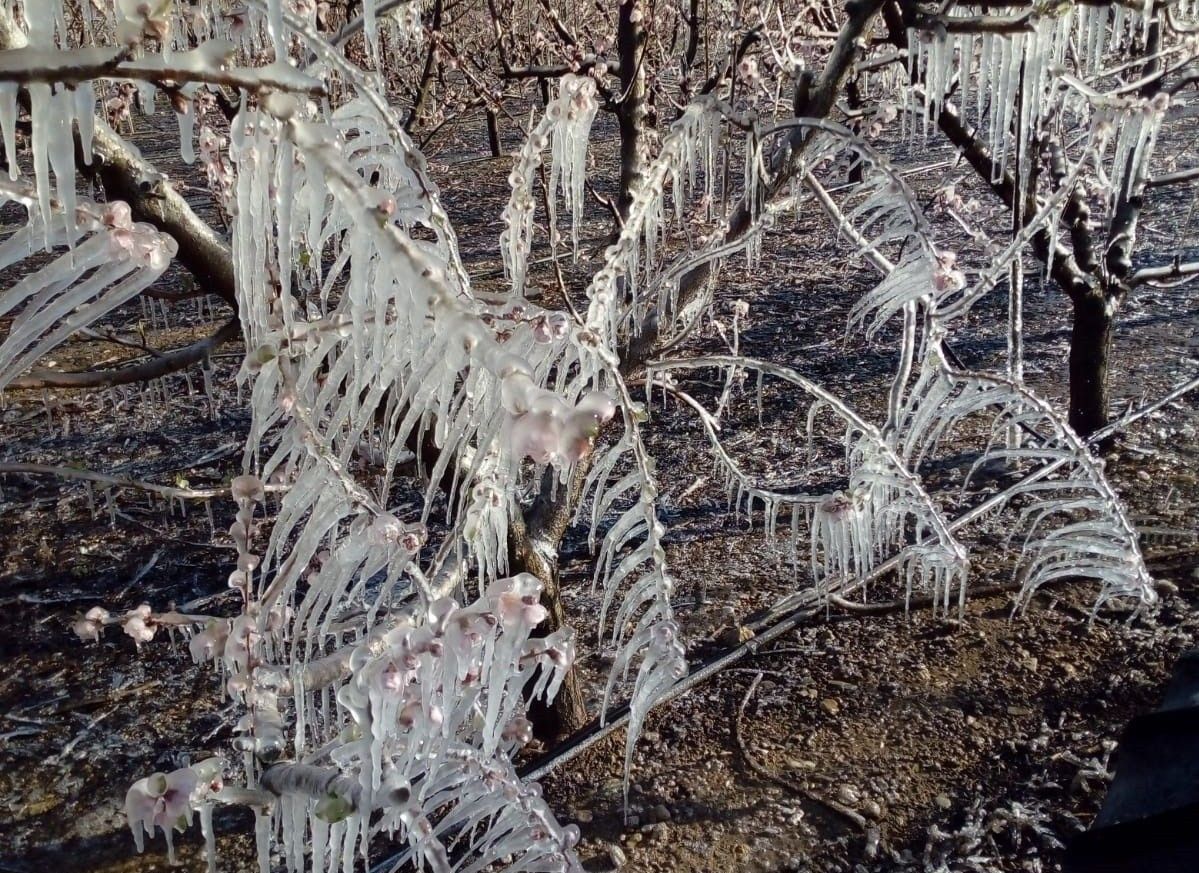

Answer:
[0,0,1193,871]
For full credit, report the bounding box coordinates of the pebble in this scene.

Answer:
[648,803,672,823]
[836,784,860,805]
[862,799,883,820]
[935,794,952,810]
[717,624,755,646]
[608,844,627,868]
[821,698,841,716]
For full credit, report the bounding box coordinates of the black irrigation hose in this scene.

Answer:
[1065,649,1199,873]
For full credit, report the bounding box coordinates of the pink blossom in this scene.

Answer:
[125,766,199,852]
[230,475,266,503]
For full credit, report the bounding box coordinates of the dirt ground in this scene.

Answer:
[1,99,1197,873]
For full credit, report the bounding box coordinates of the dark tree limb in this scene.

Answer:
[8,319,240,389]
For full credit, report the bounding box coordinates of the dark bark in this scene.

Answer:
[404,0,443,132]
[508,469,590,741]
[87,121,238,308]
[10,319,240,389]
[1069,291,1115,439]
[485,108,502,157]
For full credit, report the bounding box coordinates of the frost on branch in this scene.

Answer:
[500,74,599,295]
[895,338,1157,615]
[0,189,176,391]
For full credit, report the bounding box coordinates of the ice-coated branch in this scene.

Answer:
[0,43,326,96]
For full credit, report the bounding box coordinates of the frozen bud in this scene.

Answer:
[933,267,965,292]
[379,662,405,693]
[501,717,534,746]
[123,614,156,646]
[261,91,299,120]
[500,372,538,415]
[496,590,547,627]
[73,616,103,643]
[559,413,601,462]
[230,475,266,503]
[576,391,617,423]
[227,569,249,592]
[314,793,354,824]
[510,411,562,464]
[818,490,856,520]
[531,311,570,343]
[237,553,260,573]
[398,699,424,728]
[102,201,133,229]
[399,523,427,554]
[245,344,277,374]
[531,315,555,344]
[1149,92,1170,113]
[145,15,170,43]
[368,513,405,546]
[86,606,110,623]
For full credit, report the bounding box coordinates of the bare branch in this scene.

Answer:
[1146,166,1199,187]
[7,318,239,389]
[1129,257,1199,286]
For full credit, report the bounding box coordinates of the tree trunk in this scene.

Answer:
[509,523,589,742]
[1068,290,1114,439]
[486,109,502,157]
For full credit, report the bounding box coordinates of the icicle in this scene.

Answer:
[0,82,17,180]
[178,93,197,164]
[199,802,217,873]
[254,806,272,873]
[266,0,287,60]
[75,83,95,165]
[49,88,77,237]
[28,83,52,239]
[137,80,155,116]
[363,0,379,65]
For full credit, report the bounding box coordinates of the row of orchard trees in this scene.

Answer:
[0,0,1194,871]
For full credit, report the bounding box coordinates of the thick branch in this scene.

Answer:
[1146,166,1199,188]
[1129,258,1199,286]
[0,45,326,96]
[8,319,239,389]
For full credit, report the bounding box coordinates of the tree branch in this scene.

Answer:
[0,45,326,96]
[8,318,239,389]
[1129,257,1199,286]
